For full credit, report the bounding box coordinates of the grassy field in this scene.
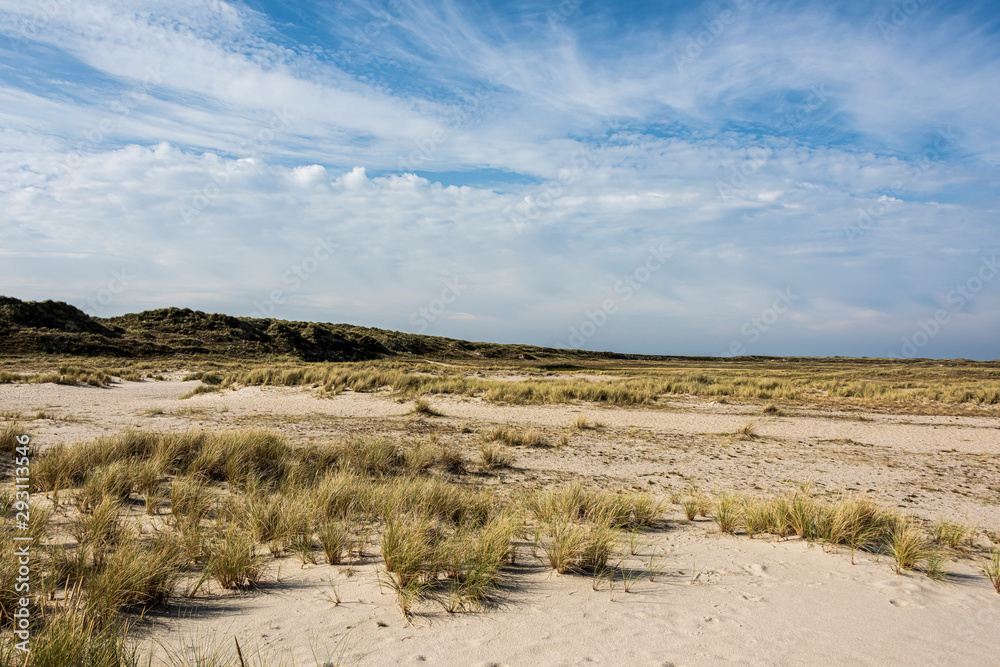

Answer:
[3,355,1000,415]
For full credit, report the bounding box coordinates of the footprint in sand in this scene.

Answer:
[889,598,924,608]
[877,579,927,608]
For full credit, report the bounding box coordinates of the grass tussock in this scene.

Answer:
[379,510,518,616]
[487,426,549,448]
[886,519,935,574]
[0,421,26,454]
[85,535,184,621]
[932,519,975,549]
[318,521,352,565]
[208,527,265,589]
[179,383,222,399]
[478,441,515,469]
[526,484,663,530]
[527,485,663,576]
[540,519,619,574]
[703,489,951,574]
[982,548,1000,594]
[408,398,443,416]
[713,494,740,534]
[4,612,142,667]
[182,371,224,385]
[0,365,115,388]
[571,416,606,430]
[402,441,437,473]
[678,487,707,522]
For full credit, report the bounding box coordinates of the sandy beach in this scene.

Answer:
[3,377,998,665]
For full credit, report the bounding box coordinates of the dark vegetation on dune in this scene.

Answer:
[1,295,994,370]
[0,295,575,361]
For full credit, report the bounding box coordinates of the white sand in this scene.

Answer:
[4,380,998,455]
[144,527,999,666]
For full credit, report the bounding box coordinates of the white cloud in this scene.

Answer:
[0,0,997,358]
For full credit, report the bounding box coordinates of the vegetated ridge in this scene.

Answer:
[0,295,648,362]
[2,296,982,365]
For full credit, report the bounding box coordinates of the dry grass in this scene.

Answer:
[189,357,1000,415]
[408,398,443,416]
[85,535,185,621]
[179,383,221,399]
[678,488,702,522]
[487,426,549,448]
[932,519,975,549]
[982,548,1000,594]
[318,521,352,565]
[0,420,25,454]
[478,441,515,469]
[438,445,466,474]
[0,365,114,388]
[208,526,265,589]
[2,415,991,659]
[6,355,1000,414]
[886,518,935,574]
[528,485,663,576]
[741,495,775,538]
[1,612,142,666]
[378,508,518,616]
[403,441,437,473]
[701,490,949,574]
[526,484,662,530]
[713,494,740,533]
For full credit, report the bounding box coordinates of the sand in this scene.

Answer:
[2,379,999,665]
[141,528,999,666]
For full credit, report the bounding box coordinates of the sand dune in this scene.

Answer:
[3,378,999,665]
[143,520,999,666]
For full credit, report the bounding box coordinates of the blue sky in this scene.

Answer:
[1,0,998,359]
